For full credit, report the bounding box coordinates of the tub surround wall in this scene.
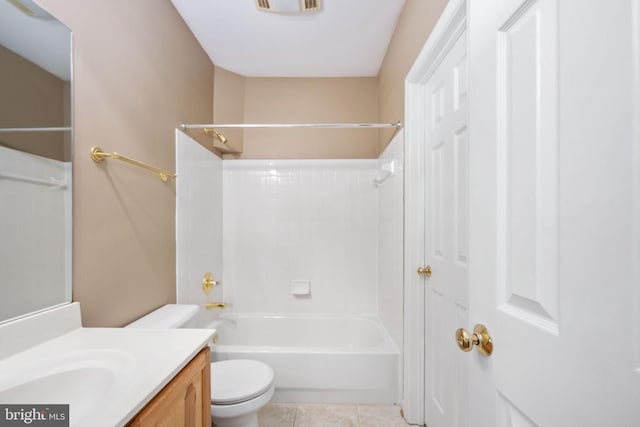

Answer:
[377,131,404,352]
[37,0,214,326]
[176,130,223,307]
[223,160,379,314]
[0,147,71,321]
[178,146,404,327]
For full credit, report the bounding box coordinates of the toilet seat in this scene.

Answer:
[210,359,274,405]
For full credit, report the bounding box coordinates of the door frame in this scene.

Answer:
[633,0,640,372]
[402,0,468,423]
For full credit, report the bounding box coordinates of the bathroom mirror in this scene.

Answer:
[0,0,73,323]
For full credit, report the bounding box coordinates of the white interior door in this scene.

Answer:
[467,0,640,425]
[423,30,469,427]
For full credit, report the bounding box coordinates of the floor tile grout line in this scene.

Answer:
[292,403,298,427]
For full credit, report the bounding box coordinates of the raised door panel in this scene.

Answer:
[496,0,559,334]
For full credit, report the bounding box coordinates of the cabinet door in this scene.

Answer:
[128,347,211,427]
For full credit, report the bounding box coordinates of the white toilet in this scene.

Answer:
[127,304,274,427]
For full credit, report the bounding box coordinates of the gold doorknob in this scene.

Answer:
[202,272,220,295]
[455,324,493,357]
[417,265,432,278]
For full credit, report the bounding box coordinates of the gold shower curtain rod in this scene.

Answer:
[90,146,176,182]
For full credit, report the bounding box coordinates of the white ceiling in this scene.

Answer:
[0,0,71,81]
[170,0,406,78]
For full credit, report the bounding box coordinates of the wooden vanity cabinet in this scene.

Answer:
[127,346,211,427]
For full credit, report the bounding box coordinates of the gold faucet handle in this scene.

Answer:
[202,272,220,295]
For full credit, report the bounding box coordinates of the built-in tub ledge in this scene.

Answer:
[0,303,215,427]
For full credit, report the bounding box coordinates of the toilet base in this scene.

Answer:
[211,384,274,427]
[211,411,259,427]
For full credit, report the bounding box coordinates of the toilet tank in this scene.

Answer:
[126,304,199,328]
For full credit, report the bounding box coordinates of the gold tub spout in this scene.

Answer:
[205,301,226,310]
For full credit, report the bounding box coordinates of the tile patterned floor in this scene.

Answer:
[258,403,412,427]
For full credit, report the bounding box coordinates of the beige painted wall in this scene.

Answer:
[38,0,214,327]
[212,66,244,154]
[378,0,449,152]
[207,75,380,159]
[240,77,379,159]
[0,45,67,161]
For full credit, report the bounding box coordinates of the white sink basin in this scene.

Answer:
[0,349,134,421]
[0,304,215,427]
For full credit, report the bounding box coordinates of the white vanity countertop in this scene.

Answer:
[0,303,214,427]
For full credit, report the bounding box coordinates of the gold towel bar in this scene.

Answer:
[90,146,176,182]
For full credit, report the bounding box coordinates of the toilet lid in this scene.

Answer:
[210,359,274,405]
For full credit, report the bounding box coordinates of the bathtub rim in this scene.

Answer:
[201,312,400,354]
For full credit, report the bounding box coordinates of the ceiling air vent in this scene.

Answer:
[255,0,271,11]
[302,0,321,12]
[255,0,322,14]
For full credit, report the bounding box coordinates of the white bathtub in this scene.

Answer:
[192,313,400,404]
